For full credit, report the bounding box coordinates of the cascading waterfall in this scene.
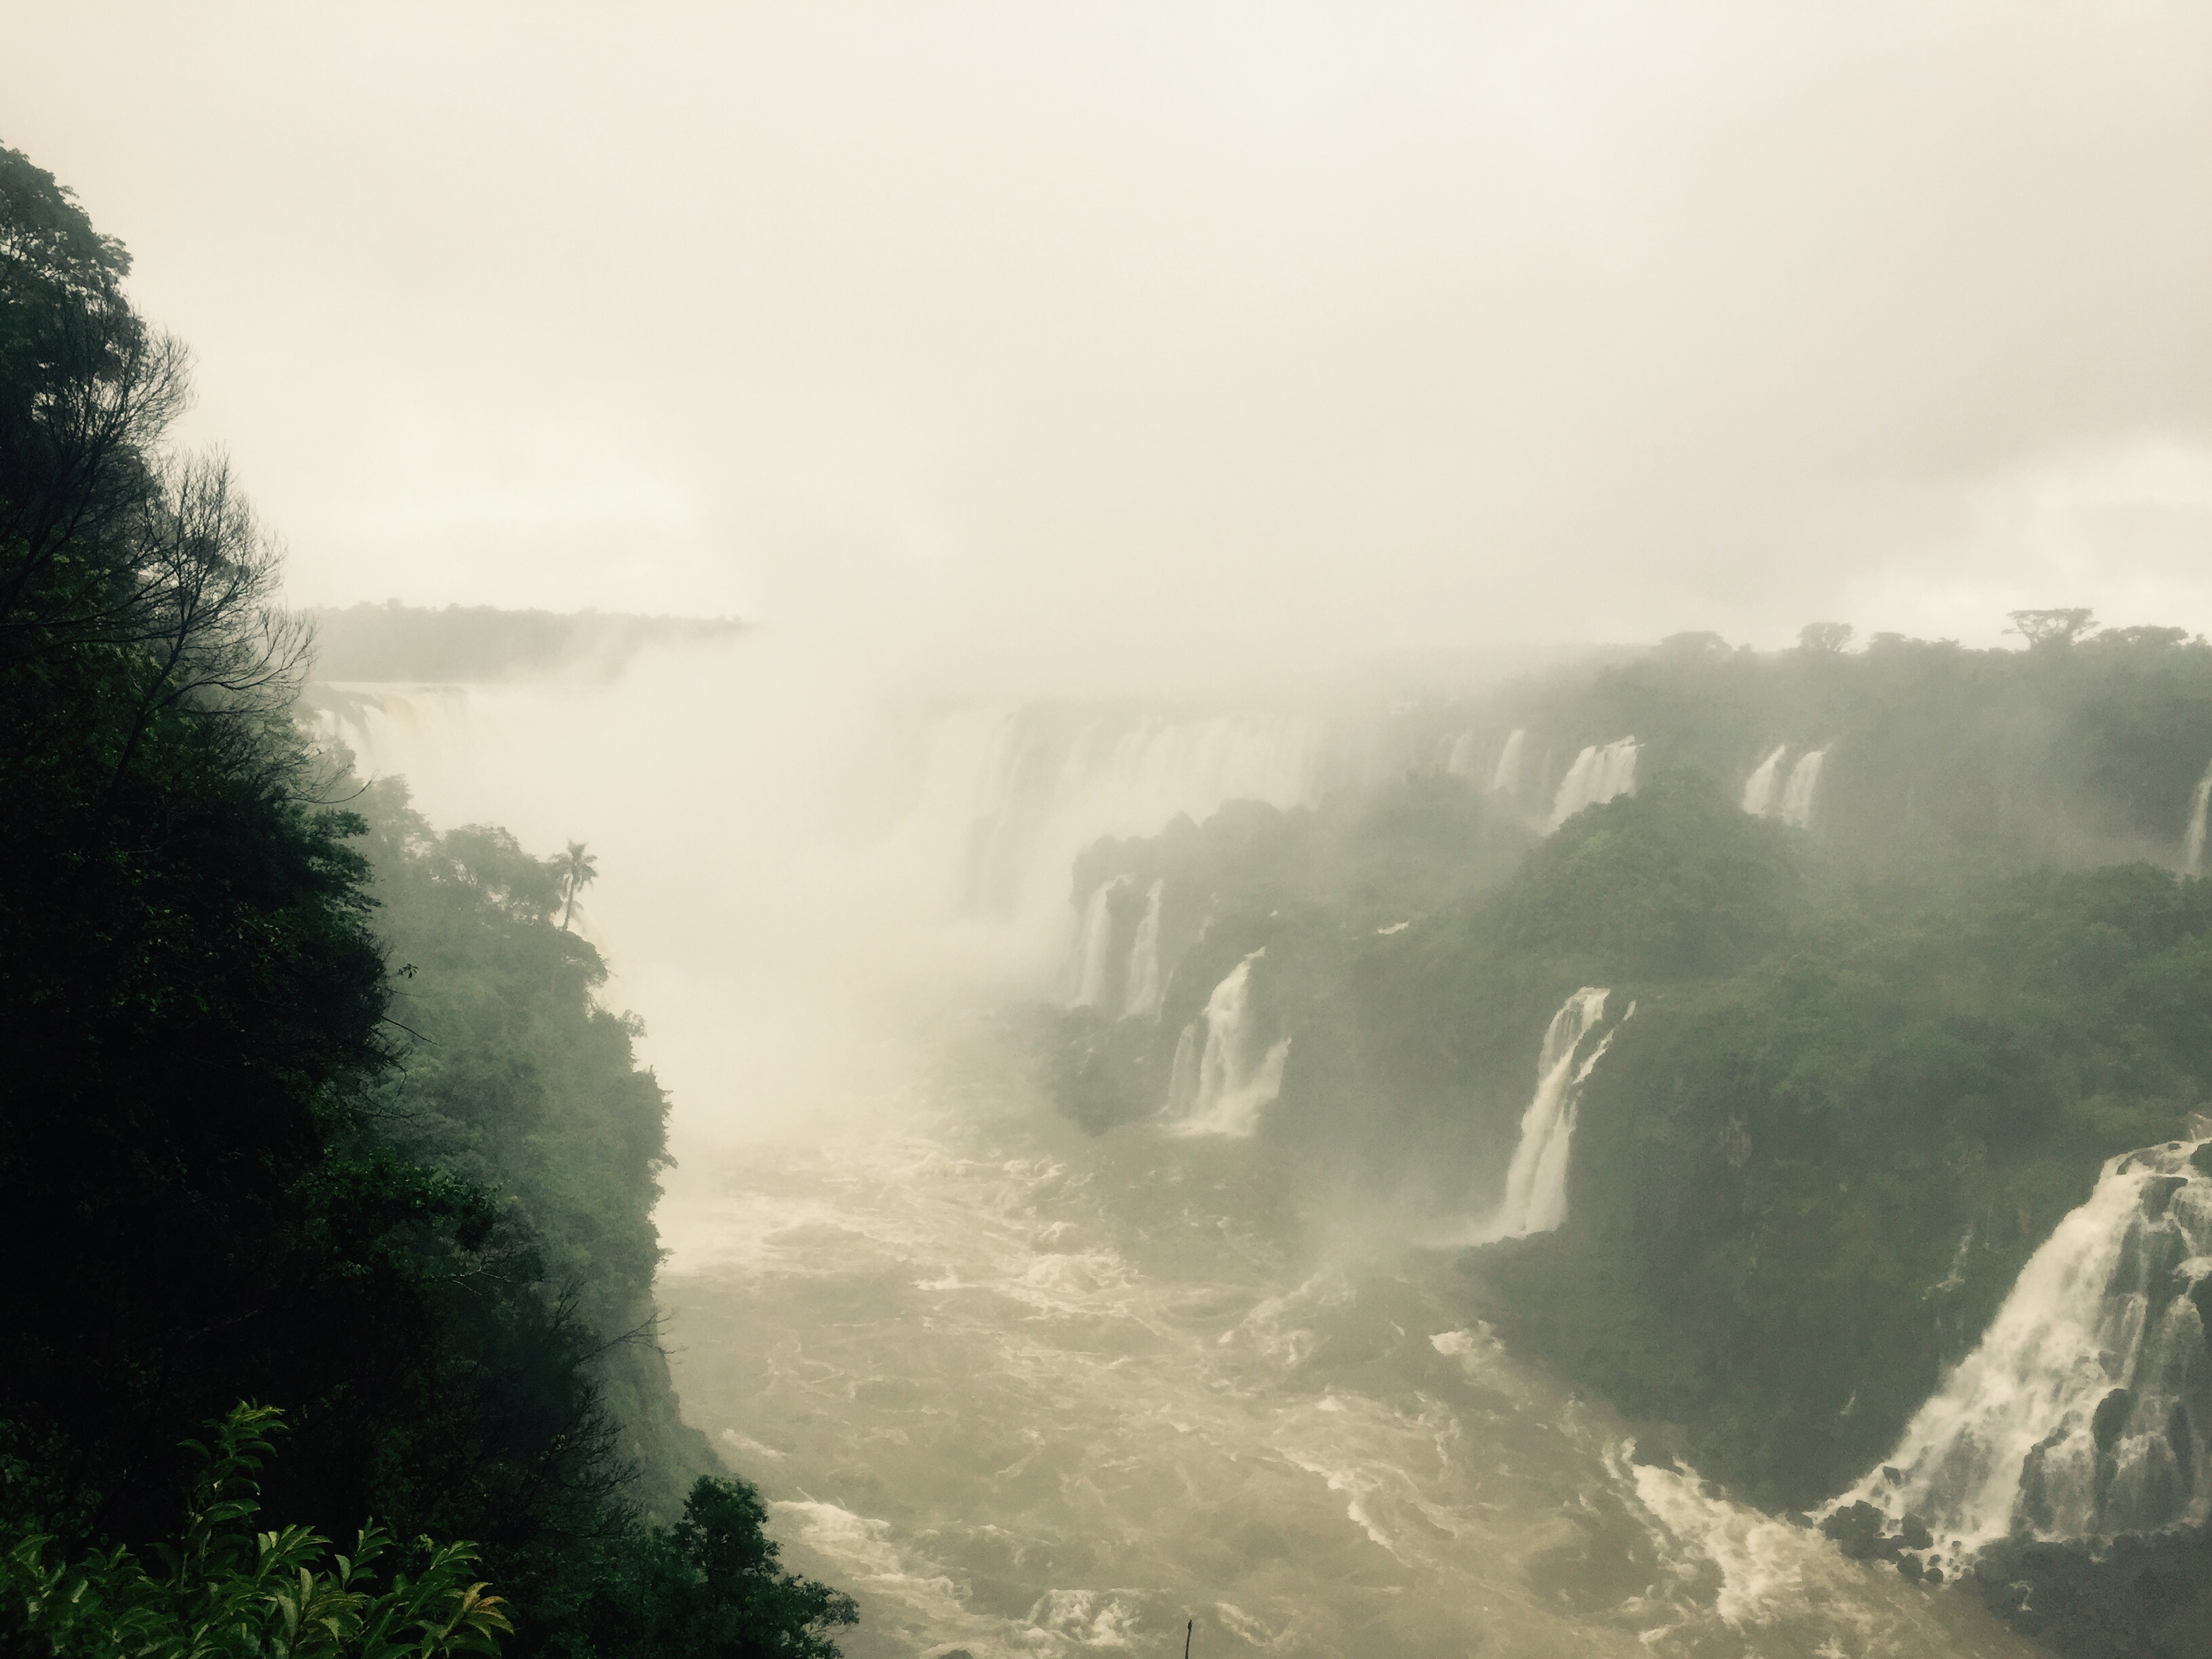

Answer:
[1163,949,1289,1139]
[1441,730,1481,778]
[2185,759,2212,878]
[1831,1139,2212,1563]
[1121,880,1165,1019]
[1477,987,1619,1240]
[941,708,1329,926]
[1778,747,1826,829]
[1740,745,1788,817]
[1547,738,1639,831]
[1489,728,1527,797]
[1069,876,1130,1007]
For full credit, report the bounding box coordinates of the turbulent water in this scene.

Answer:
[1835,1139,2212,1565]
[660,1057,2038,1659]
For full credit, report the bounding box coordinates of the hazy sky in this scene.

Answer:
[5,2,2209,690]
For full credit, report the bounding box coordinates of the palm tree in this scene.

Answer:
[555,840,597,931]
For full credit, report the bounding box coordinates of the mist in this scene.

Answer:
[7,2,2212,697]
[11,8,2212,1658]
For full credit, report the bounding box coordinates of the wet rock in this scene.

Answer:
[2091,1387,2137,1452]
[2142,1174,2189,1218]
[1900,1514,1934,1551]
[1821,1500,1902,1562]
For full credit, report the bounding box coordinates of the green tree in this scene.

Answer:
[554,842,598,933]
[571,1478,856,1659]
[3,1406,512,1659]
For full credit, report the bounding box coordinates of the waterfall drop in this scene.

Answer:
[2185,760,2212,878]
[1778,748,1826,829]
[1489,729,1528,797]
[1547,739,1639,831]
[1740,745,1788,817]
[1442,731,1481,778]
[1832,1139,2212,1560]
[1163,949,1290,1139]
[1122,880,1165,1019]
[1476,988,1618,1240]
[1069,877,1129,1008]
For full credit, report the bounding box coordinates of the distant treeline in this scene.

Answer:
[0,142,849,1659]
[310,602,745,684]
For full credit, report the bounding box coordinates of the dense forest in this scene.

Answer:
[0,145,852,1658]
[1044,629,2212,1658]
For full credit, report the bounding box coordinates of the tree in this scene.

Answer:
[571,1477,857,1659]
[555,841,597,932]
[2007,608,2095,650]
[2,1405,512,1659]
[1797,621,1853,654]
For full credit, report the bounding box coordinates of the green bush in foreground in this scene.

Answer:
[3,1405,511,1659]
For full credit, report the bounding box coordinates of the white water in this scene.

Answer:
[1549,738,1639,831]
[1489,728,1528,797]
[1122,880,1165,1019]
[660,1086,2038,1659]
[1441,730,1481,778]
[1477,987,1618,1241]
[1834,1139,2212,1562]
[2186,760,2212,878]
[1740,745,1788,817]
[1778,749,1826,830]
[1164,949,1291,1139]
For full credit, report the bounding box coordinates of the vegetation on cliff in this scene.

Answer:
[0,142,851,1659]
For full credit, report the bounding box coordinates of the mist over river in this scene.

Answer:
[659,1032,2032,1659]
[331,664,2041,1658]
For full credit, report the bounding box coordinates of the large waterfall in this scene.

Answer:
[1163,949,1290,1138]
[1547,739,1639,831]
[1476,987,1618,1240]
[1832,1139,2212,1563]
[1740,745,1788,817]
[1489,728,1528,797]
[1778,748,1826,829]
[2186,760,2212,878]
[943,708,1330,928]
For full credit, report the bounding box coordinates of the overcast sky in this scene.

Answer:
[5,2,2209,691]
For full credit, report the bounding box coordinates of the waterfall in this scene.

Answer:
[1740,745,1788,817]
[1832,1139,2212,1561]
[1477,988,1618,1240]
[1778,748,1826,829]
[2185,760,2212,878]
[1069,877,1129,1008]
[1163,949,1290,1139]
[1122,880,1165,1019]
[1442,730,1481,779]
[933,708,1329,927]
[1489,729,1527,797]
[1547,738,1639,831]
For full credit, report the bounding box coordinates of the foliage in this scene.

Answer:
[3,1406,510,1659]
[0,142,842,1659]
[562,1480,856,1659]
